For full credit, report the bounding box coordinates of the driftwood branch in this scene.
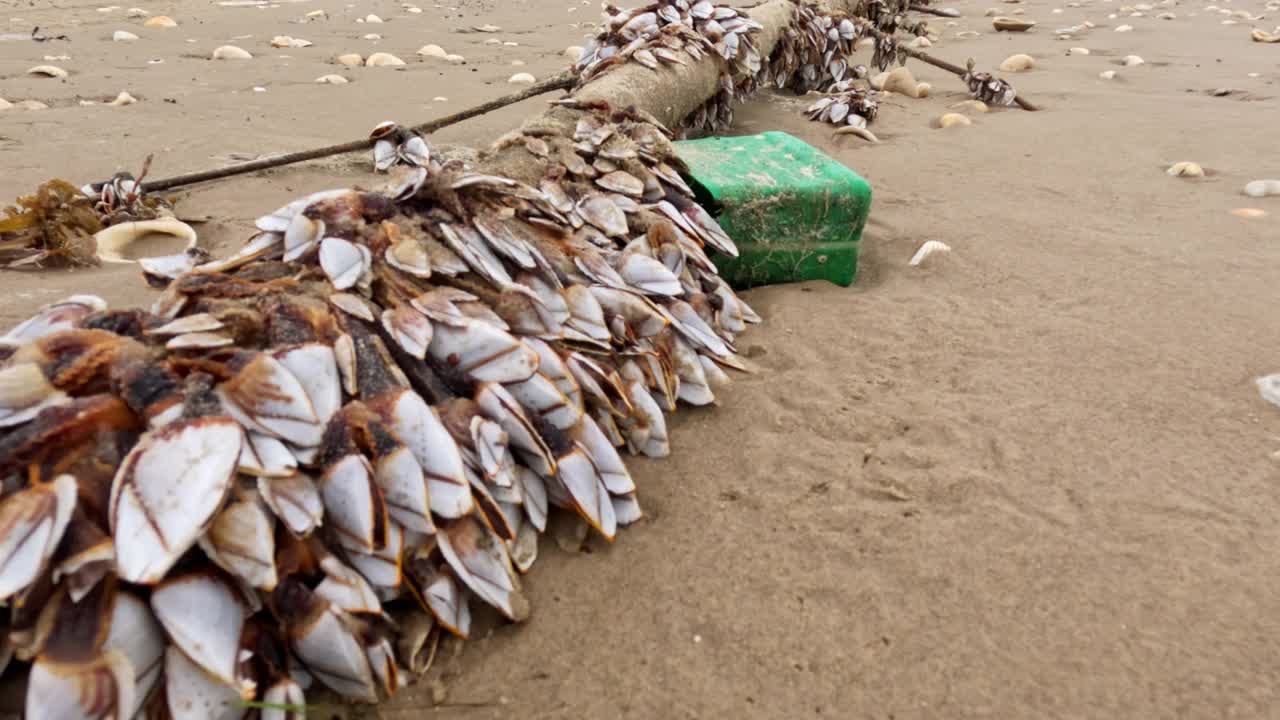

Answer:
[140,72,577,193]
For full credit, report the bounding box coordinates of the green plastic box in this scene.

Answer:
[674,131,871,288]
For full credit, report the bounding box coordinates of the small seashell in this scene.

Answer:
[508,72,536,84]
[1099,70,1118,79]
[564,45,584,60]
[934,113,972,128]
[143,15,177,27]
[366,52,406,67]
[1122,54,1145,66]
[113,30,138,41]
[417,44,447,58]
[432,96,448,102]
[1244,179,1280,197]
[1068,46,1090,55]
[127,7,147,17]
[985,8,1001,15]
[503,41,518,47]
[271,35,293,47]
[955,30,983,38]
[993,16,1037,31]
[365,13,383,23]
[336,53,364,66]
[950,99,990,112]
[0,98,11,111]
[407,6,423,13]
[445,54,466,63]
[16,100,49,110]
[511,60,525,66]
[1114,23,1134,31]
[999,53,1035,71]
[1156,11,1175,18]
[882,67,928,97]
[484,38,501,45]
[1165,161,1203,177]
[315,74,349,84]
[1230,208,1267,218]
[109,90,137,106]
[212,45,252,60]
[27,65,68,79]
[1253,29,1280,43]
[909,240,952,266]
[252,86,266,93]
[363,33,382,40]
[475,23,501,32]
[832,125,879,143]
[305,9,327,19]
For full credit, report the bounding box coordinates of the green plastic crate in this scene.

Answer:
[674,131,872,288]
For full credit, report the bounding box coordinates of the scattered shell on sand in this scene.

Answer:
[15,100,48,110]
[993,16,1037,31]
[1115,24,1134,31]
[366,52,406,67]
[364,14,383,23]
[0,98,11,111]
[445,54,466,63]
[1156,11,1176,19]
[407,6,423,13]
[484,38,501,45]
[934,113,973,128]
[1252,29,1280,43]
[564,45,584,60]
[503,41,519,47]
[950,99,990,112]
[999,53,1035,71]
[271,36,312,48]
[26,65,68,78]
[956,30,983,38]
[336,53,364,66]
[432,96,448,102]
[417,44,447,58]
[127,7,147,17]
[910,241,952,266]
[985,7,1001,15]
[1165,161,1204,177]
[109,90,137,106]
[1068,47,1090,55]
[1099,70,1118,79]
[143,15,177,27]
[880,67,931,97]
[305,9,327,19]
[1231,208,1267,218]
[832,125,880,142]
[212,45,252,60]
[511,59,526,66]
[508,72,536,84]
[475,24,501,32]
[363,33,382,40]
[315,74,349,84]
[1122,54,1145,66]
[113,30,138,41]
[1244,179,1280,197]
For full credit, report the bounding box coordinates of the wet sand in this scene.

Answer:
[3,0,1280,716]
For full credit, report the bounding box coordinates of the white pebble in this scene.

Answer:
[366,52,406,66]
[212,45,252,60]
[1244,179,1280,197]
[508,72,536,84]
[315,74,349,84]
[109,90,137,105]
[305,9,327,19]
[417,44,447,58]
[113,30,138,41]
[27,65,68,78]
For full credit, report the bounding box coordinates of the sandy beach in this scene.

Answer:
[3,0,1280,716]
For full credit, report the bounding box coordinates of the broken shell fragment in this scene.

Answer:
[337,53,364,66]
[909,240,953,266]
[212,45,253,60]
[109,90,137,106]
[1122,54,1145,66]
[1099,70,1118,79]
[113,30,138,41]
[143,14,177,27]
[832,125,880,142]
[999,53,1035,72]
[93,218,198,263]
[1253,29,1280,43]
[993,16,1037,30]
[1166,161,1204,177]
[1230,208,1267,218]
[316,74,349,84]
[508,72,536,84]
[27,65,68,79]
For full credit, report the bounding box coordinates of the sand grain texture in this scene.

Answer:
[3,0,1280,717]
